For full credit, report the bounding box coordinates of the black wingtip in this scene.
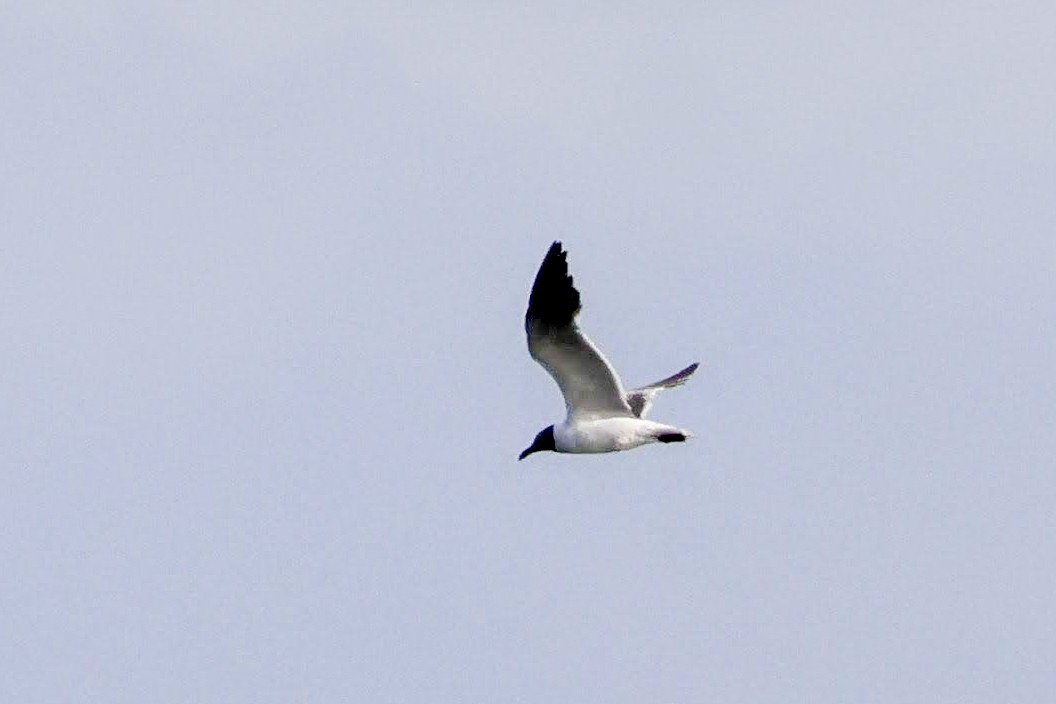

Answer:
[674,362,700,379]
[526,241,581,328]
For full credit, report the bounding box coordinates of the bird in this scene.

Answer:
[519,241,698,460]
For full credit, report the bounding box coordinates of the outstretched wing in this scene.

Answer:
[626,363,699,418]
[525,242,634,420]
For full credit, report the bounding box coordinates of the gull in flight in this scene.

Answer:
[519,242,698,460]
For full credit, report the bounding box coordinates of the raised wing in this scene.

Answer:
[525,242,634,420]
[626,362,699,418]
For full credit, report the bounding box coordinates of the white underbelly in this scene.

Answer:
[554,417,675,453]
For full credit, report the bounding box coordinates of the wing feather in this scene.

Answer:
[525,243,633,420]
[626,363,699,418]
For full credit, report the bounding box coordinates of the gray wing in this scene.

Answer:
[525,242,634,420]
[627,363,699,418]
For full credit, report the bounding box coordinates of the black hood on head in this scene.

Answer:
[519,425,556,460]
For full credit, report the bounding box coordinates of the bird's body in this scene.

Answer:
[519,241,698,460]
[553,417,689,454]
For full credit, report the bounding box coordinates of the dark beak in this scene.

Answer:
[518,446,535,461]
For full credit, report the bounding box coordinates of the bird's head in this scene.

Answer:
[519,425,556,461]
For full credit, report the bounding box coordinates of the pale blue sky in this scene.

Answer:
[3,2,1055,702]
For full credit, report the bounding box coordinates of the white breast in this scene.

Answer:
[554,417,683,454]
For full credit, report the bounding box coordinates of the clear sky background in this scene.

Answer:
[3,2,1054,702]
